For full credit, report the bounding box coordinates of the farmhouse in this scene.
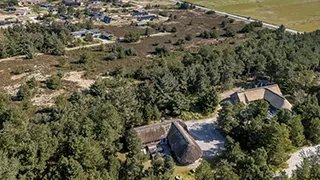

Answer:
[134,120,202,165]
[231,84,292,112]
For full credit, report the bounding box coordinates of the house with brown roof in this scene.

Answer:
[134,120,202,165]
[230,84,292,110]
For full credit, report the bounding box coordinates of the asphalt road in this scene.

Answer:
[170,0,303,34]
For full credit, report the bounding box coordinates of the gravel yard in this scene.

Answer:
[185,118,225,159]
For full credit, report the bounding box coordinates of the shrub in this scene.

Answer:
[78,53,92,64]
[206,10,215,15]
[185,34,193,41]
[174,39,185,46]
[159,11,168,17]
[46,75,62,90]
[58,57,67,67]
[124,31,140,43]
[17,84,32,101]
[155,45,169,56]
[11,66,27,75]
[125,47,137,56]
[171,26,177,33]
[105,53,117,61]
[225,27,236,37]
[84,34,93,42]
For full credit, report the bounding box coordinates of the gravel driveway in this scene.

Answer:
[282,145,320,177]
[185,118,225,159]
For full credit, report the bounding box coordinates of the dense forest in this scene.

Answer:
[0,15,320,179]
[0,22,94,58]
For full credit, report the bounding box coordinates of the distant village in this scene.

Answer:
[0,0,160,43]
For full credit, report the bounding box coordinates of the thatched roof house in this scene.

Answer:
[134,120,202,165]
[167,121,202,164]
[231,84,292,110]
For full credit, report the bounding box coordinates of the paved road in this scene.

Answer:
[170,0,303,34]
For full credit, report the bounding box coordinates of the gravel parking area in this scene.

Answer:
[185,118,225,159]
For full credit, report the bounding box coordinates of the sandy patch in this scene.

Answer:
[11,73,27,80]
[63,71,95,89]
[3,84,21,96]
[31,89,64,107]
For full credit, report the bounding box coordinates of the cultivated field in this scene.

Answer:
[185,0,320,32]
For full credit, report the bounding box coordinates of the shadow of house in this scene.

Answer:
[134,120,202,165]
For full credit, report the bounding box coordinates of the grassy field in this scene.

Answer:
[184,0,320,32]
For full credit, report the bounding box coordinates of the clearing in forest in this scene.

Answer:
[184,0,320,32]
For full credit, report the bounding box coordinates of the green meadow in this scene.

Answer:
[185,0,320,32]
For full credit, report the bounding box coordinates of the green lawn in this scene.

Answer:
[184,0,320,32]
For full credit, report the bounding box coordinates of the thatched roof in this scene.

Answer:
[134,120,202,164]
[167,122,202,165]
[231,84,292,110]
[134,120,187,145]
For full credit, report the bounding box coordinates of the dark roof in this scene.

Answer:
[134,120,176,144]
[167,122,202,165]
[134,120,202,165]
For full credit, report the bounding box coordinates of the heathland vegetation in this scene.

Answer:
[0,2,320,179]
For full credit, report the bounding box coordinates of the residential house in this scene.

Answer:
[230,84,292,116]
[134,120,203,165]
[40,4,52,8]
[5,7,16,11]
[132,9,148,16]
[71,29,100,38]
[63,0,82,6]
[25,0,46,5]
[101,16,112,24]
[71,29,87,38]
[137,15,157,21]
[100,32,112,40]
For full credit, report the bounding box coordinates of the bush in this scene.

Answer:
[78,53,92,64]
[171,26,177,33]
[174,39,185,46]
[105,53,117,61]
[125,47,137,56]
[84,34,94,42]
[26,77,38,89]
[46,75,62,90]
[159,11,168,17]
[17,84,32,101]
[58,57,67,67]
[206,10,215,15]
[155,45,169,56]
[124,31,140,43]
[225,27,236,37]
[185,34,193,41]
[11,66,27,75]
[200,30,219,39]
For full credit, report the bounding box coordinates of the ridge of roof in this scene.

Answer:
[134,119,179,131]
[236,84,279,94]
[172,121,194,146]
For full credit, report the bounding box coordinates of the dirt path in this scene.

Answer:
[66,40,115,51]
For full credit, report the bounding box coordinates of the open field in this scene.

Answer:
[184,0,320,32]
